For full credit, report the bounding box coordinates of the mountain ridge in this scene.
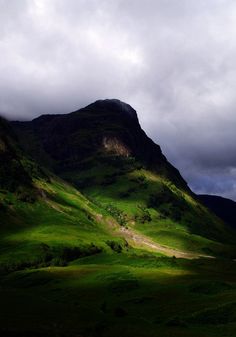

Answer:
[12,99,189,191]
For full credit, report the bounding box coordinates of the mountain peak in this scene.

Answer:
[90,99,138,120]
[12,99,189,190]
[74,99,139,126]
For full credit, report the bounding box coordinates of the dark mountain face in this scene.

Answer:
[0,117,48,199]
[12,99,189,190]
[198,194,236,228]
[0,117,33,192]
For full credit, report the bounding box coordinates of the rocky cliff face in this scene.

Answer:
[12,99,189,190]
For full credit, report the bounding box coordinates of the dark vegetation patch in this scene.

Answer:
[0,243,103,273]
[114,306,127,317]
[189,280,233,295]
[55,244,102,264]
[106,240,129,253]
[147,186,189,222]
[97,270,139,295]
[129,174,148,189]
[165,301,236,327]
[0,119,49,196]
[135,205,152,223]
[187,302,236,325]
[118,187,138,199]
[110,278,139,295]
[0,329,55,337]
[4,270,55,288]
[165,316,187,327]
[16,187,37,203]
[201,247,215,256]
[126,296,154,305]
[74,176,96,189]
[104,204,128,226]
[101,175,117,186]
[0,156,33,192]
[127,255,178,268]
[69,156,142,190]
[0,200,7,212]
[97,155,142,172]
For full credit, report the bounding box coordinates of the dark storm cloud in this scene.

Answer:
[1,0,236,199]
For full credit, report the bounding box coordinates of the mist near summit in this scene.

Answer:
[1,0,236,200]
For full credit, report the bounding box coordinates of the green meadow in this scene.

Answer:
[1,253,236,337]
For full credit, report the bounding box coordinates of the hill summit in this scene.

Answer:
[13,99,188,190]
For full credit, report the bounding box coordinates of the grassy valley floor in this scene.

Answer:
[1,253,236,337]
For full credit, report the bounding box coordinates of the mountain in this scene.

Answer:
[0,115,123,269]
[11,99,235,256]
[0,100,236,337]
[12,99,188,190]
[198,194,236,228]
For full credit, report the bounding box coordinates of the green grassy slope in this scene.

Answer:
[1,177,235,337]
[62,155,236,258]
[0,117,126,271]
[0,102,236,337]
[0,175,130,272]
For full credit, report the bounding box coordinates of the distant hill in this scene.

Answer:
[198,194,236,229]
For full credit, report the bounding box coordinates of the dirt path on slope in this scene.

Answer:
[119,227,214,259]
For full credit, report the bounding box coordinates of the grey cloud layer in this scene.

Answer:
[1,0,236,199]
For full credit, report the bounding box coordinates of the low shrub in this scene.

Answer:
[0,243,103,272]
[106,240,123,253]
[135,205,152,223]
[105,204,127,226]
[59,243,102,262]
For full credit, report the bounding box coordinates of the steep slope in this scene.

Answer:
[0,118,128,271]
[0,116,36,193]
[2,115,200,272]
[198,194,236,229]
[12,99,189,190]
[12,99,236,257]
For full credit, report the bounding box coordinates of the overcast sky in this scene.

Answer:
[1,0,236,200]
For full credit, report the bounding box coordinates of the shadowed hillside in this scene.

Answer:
[12,99,189,190]
[198,194,236,228]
